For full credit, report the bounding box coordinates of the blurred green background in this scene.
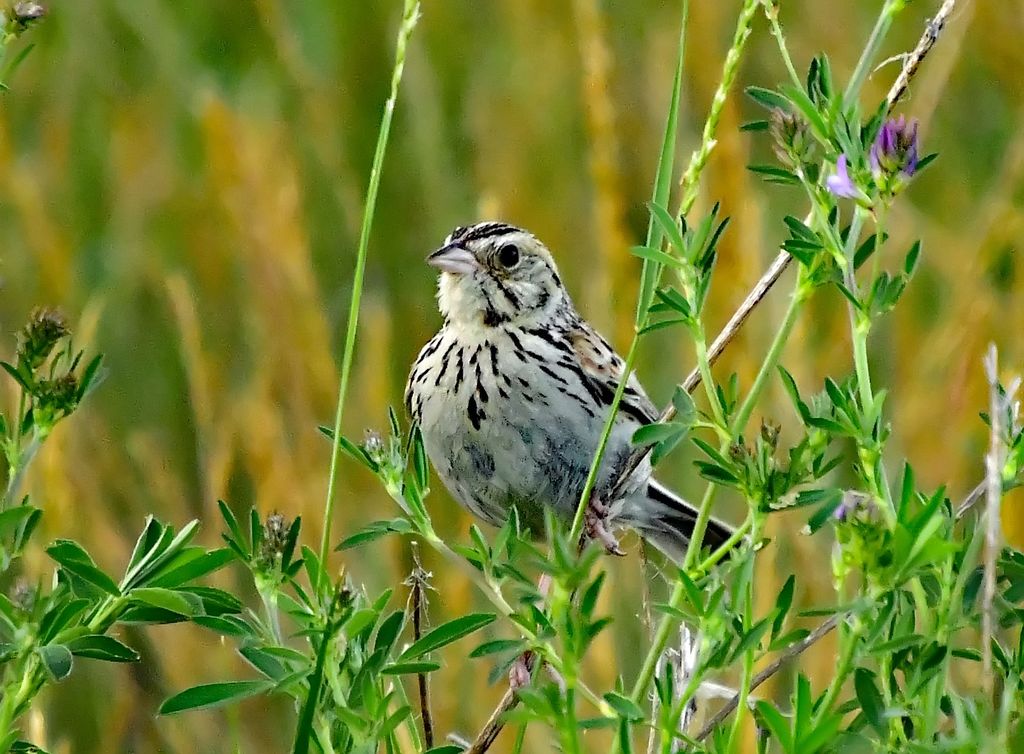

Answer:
[0,0,1021,751]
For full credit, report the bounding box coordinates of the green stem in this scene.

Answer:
[420,529,519,621]
[696,516,752,572]
[630,578,689,703]
[318,0,420,574]
[762,2,803,90]
[730,278,808,437]
[726,550,758,753]
[682,479,722,571]
[562,687,581,754]
[683,274,806,573]
[813,620,860,725]
[693,332,729,435]
[843,209,897,515]
[2,433,38,510]
[511,723,528,754]
[631,485,719,705]
[842,0,904,110]
[569,336,641,545]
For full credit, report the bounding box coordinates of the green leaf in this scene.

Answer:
[916,152,938,172]
[374,610,405,657]
[193,615,255,638]
[38,599,90,643]
[636,9,687,327]
[148,547,235,588]
[183,586,242,616]
[399,613,496,661]
[772,575,796,639]
[853,231,889,269]
[46,540,121,596]
[731,617,772,660]
[632,422,686,447]
[125,517,166,575]
[67,635,140,663]
[240,646,287,681]
[76,354,105,401]
[695,462,740,486]
[783,215,819,244]
[745,85,791,111]
[10,741,50,754]
[602,691,645,721]
[317,426,380,472]
[412,426,430,490]
[159,680,273,715]
[469,638,527,658]
[217,501,248,557]
[754,701,793,752]
[343,608,378,639]
[0,505,41,540]
[129,587,203,617]
[423,747,464,754]
[780,84,829,140]
[671,385,696,424]
[647,202,686,254]
[748,164,799,185]
[37,644,73,682]
[335,518,412,550]
[854,668,887,737]
[0,362,33,393]
[381,661,441,675]
[121,519,201,590]
[903,240,922,277]
[630,245,683,269]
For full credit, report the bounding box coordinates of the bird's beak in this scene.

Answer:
[426,243,479,275]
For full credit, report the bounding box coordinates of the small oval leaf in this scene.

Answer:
[159,680,273,715]
[399,613,496,661]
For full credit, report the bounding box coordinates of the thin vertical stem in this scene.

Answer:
[319,0,421,572]
[843,0,905,109]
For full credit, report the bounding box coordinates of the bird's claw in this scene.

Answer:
[508,651,535,691]
[584,496,625,556]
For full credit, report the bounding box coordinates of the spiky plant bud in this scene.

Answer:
[17,307,69,371]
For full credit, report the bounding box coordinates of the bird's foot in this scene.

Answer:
[508,650,535,691]
[508,651,566,695]
[584,496,625,557]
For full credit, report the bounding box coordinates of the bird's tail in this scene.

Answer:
[628,479,735,564]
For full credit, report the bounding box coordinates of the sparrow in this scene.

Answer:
[405,222,732,562]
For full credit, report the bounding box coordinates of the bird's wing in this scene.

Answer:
[567,321,658,426]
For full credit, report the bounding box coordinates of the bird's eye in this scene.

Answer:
[497,243,520,268]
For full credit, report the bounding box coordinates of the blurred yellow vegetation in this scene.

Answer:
[0,0,1021,751]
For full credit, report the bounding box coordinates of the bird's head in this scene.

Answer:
[427,222,567,328]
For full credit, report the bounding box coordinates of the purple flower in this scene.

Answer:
[826,154,859,199]
[870,116,919,180]
[833,490,875,523]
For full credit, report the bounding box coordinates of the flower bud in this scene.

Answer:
[256,512,290,572]
[17,307,69,371]
[760,420,781,449]
[33,373,79,432]
[870,115,919,181]
[769,109,814,170]
[363,430,386,466]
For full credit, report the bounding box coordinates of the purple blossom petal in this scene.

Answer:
[826,154,859,198]
[871,116,921,181]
